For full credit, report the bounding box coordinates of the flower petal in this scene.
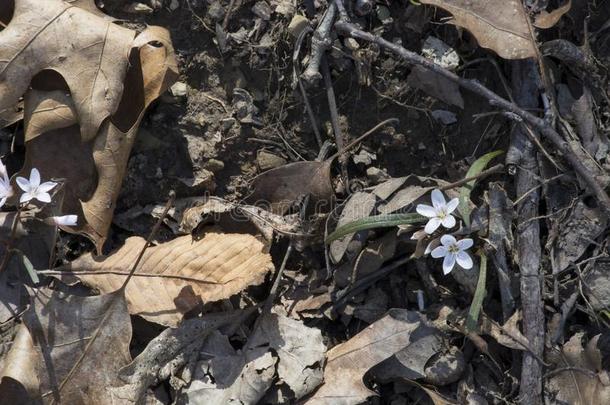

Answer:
[16,176,30,192]
[456,251,473,269]
[20,192,33,203]
[424,217,442,234]
[34,192,51,203]
[37,181,57,193]
[51,215,78,226]
[446,198,459,213]
[29,168,41,188]
[443,253,456,274]
[431,189,446,209]
[441,215,456,229]
[440,234,457,247]
[416,204,437,218]
[431,245,448,258]
[457,238,474,250]
[0,196,6,208]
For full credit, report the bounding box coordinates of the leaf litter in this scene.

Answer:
[1,0,610,404]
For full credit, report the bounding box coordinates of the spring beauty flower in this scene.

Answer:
[431,234,473,274]
[0,159,13,208]
[16,168,57,204]
[416,189,459,234]
[45,215,78,227]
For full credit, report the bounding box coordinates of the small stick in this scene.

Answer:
[439,164,504,191]
[120,191,175,291]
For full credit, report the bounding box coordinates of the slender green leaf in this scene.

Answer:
[16,250,39,284]
[466,254,487,332]
[459,150,503,226]
[326,213,426,244]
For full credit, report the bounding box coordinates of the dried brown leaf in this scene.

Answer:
[546,333,610,405]
[55,232,273,326]
[248,161,334,215]
[3,1,178,251]
[306,309,424,405]
[0,0,135,141]
[419,0,536,59]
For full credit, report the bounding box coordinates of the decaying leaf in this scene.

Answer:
[306,309,426,404]
[55,232,273,326]
[20,288,131,404]
[179,313,326,404]
[112,309,255,403]
[551,199,607,274]
[248,313,326,401]
[546,332,610,405]
[177,330,276,405]
[248,161,334,215]
[1,0,178,252]
[419,0,536,59]
[407,65,464,108]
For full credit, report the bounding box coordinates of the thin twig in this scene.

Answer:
[439,164,504,191]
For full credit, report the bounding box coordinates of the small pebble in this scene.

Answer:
[124,2,154,14]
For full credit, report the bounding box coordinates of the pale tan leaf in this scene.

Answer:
[419,0,536,59]
[24,90,77,142]
[306,310,424,405]
[0,0,135,141]
[56,233,274,326]
[533,0,571,29]
[0,324,40,403]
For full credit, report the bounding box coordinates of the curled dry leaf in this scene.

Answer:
[306,309,427,405]
[54,232,274,326]
[419,0,536,59]
[1,0,178,252]
[8,288,132,405]
[0,324,39,403]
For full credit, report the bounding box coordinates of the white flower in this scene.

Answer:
[16,168,57,204]
[431,234,473,275]
[416,189,459,234]
[46,215,78,227]
[0,159,13,208]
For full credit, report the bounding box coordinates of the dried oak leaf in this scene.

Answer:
[419,0,536,59]
[55,232,274,326]
[5,288,132,405]
[546,332,610,405]
[0,0,134,141]
[1,0,178,252]
[306,309,425,405]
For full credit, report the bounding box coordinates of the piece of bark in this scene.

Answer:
[509,59,545,404]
